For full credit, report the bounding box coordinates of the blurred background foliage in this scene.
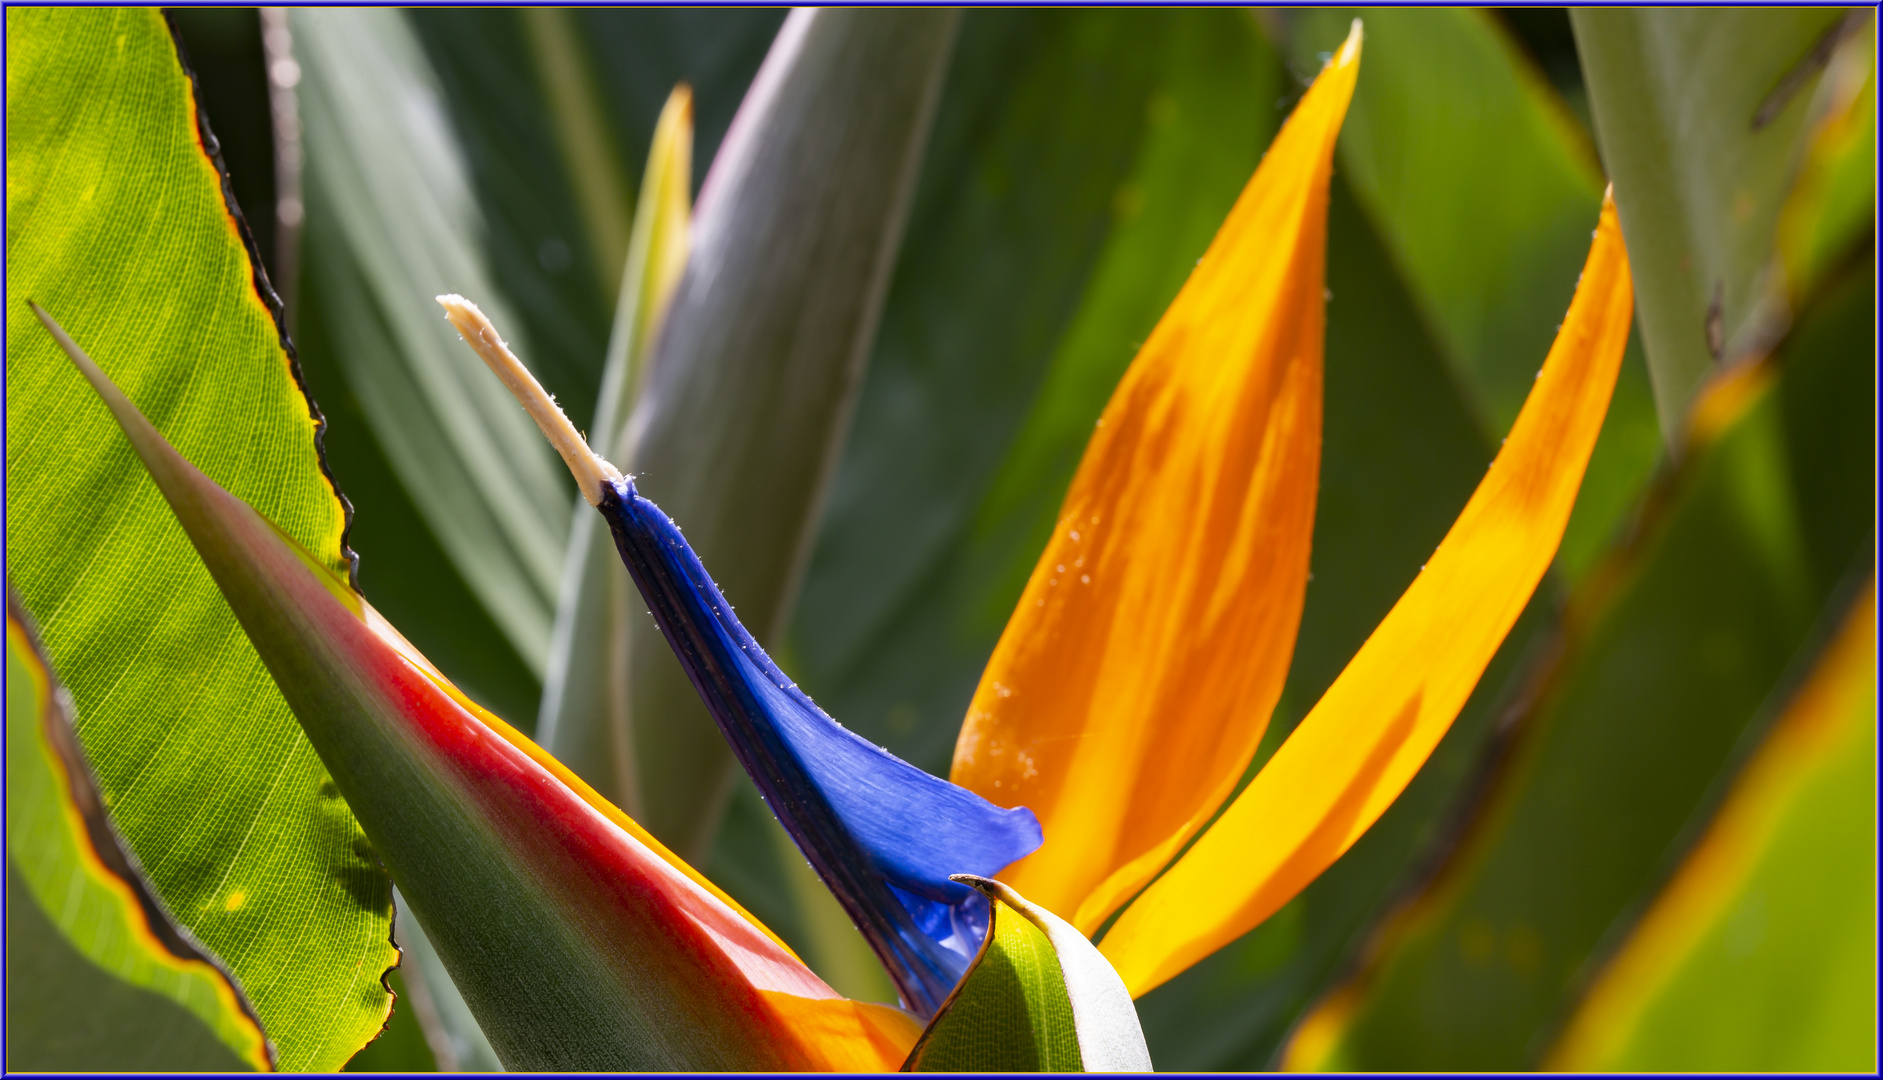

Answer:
[29,5,1873,1071]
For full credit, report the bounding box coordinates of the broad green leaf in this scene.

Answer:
[293,7,573,674]
[1281,8,1664,582]
[1547,584,1875,1072]
[1280,255,1875,1071]
[614,8,962,860]
[4,8,394,1068]
[6,594,271,1072]
[35,310,922,1073]
[1572,7,1857,431]
[906,878,1150,1072]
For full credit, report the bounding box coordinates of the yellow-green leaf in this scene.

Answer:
[7,592,272,1072]
[1547,583,1875,1071]
[4,8,395,1067]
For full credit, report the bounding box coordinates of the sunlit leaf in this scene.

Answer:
[1282,254,1874,1070]
[6,594,271,1072]
[1547,583,1875,1072]
[4,8,393,1067]
[1573,7,1858,430]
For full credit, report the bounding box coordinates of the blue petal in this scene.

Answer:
[597,477,1041,1016]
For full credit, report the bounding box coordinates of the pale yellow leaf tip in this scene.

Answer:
[1333,18,1363,69]
[436,294,622,505]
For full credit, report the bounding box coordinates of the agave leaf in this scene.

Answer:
[905,878,1151,1072]
[4,8,393,1067]
[1547,583,1875,1072]
[6,593,272,1072]
[33,307,921,1073]
[1282,253,1874,1070]
[614,7,962,861]
[1572,7,1858,432]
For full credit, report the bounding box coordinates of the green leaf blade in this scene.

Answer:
[1547,587,1876,1072]
[6,594,271,1072]
[5,8,394,1068]
[294,7,574,674]
[1284,255,1875,1071]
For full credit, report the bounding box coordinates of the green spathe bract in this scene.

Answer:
[906,877,1151,1072]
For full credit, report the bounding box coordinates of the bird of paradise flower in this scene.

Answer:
[34,18,1634,1072]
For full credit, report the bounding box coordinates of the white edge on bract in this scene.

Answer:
[957,874,1154,1072]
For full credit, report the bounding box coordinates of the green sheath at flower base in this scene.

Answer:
[904,877,1151,1072]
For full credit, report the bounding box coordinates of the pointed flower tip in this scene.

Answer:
[1336,18,1364,67]
[437,294,621,504]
